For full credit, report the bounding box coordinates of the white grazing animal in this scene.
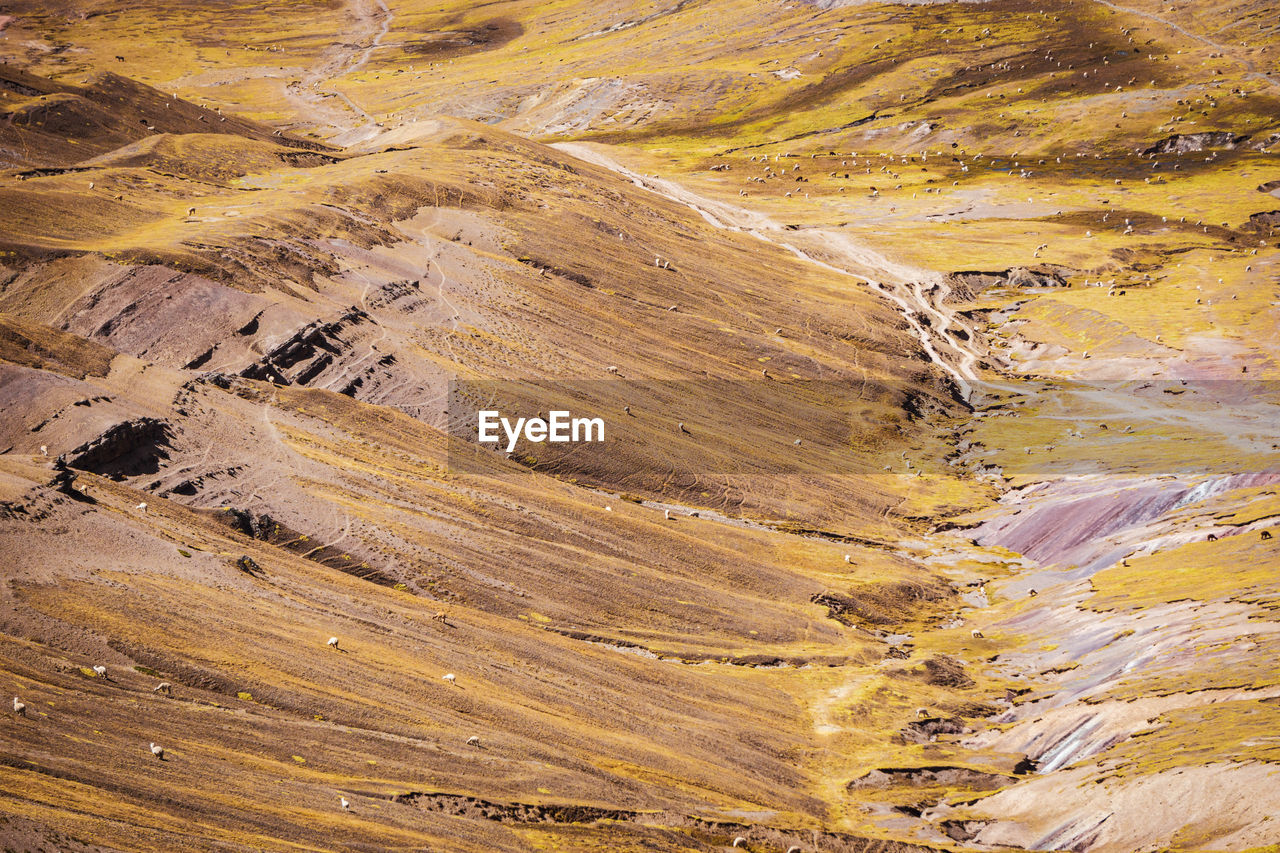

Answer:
[135,502,148,512]
[971,629,984,639]
[788,847,802,853]
[443,673,457,685]
[39,445,47,456]
[466,735,480,746]
[13,697,25,716]
[154,682,172,695]
[150,742,164,759]
[340,796,350,810]
[664,509,671,520]
[92,665,108,679]
[732,839,746,848]
[327,636,339,650]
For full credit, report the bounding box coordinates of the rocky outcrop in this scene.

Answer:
[61,417,172,477]
[222,508,279,540]
[215,506,399,587]
[899,716,967,744]
[939,819,990,842]
[394,791,639,824]
[239,308,370,385]
[918,655,974,689]
[1247,210,1280,230]
[948,267,1069,292]
[848,766,1016,791]
[1141,131,1249,156]
[1250,132,1280,153]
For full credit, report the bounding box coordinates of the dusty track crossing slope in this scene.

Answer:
[1091,0,1280,92]
[554,142,983,398]
[284,0,391,144]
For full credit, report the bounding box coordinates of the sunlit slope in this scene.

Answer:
[8,0,1277,382]
[936,476,1280,852]
[0,57,1007,850]
[1,0,1278,849]
[0,339,982,851]
[0,65,328,169]
[10,0,1277,151]
[1,96,982,528]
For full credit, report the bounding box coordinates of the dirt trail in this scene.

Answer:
[553,142,983,399]
[283,0,391,143]
[1091,0,1280,92]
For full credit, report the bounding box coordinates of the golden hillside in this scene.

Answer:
[1,0,1278,850]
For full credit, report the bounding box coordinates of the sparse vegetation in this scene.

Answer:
[0,0,1277,849]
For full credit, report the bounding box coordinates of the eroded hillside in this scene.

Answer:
[1,0,1278,851]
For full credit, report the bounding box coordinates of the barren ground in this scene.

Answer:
[1,0,1278,850]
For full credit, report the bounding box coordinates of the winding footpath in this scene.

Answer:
[554,142,982,399]
[1091,0,1280,93]
[284,0,392,144]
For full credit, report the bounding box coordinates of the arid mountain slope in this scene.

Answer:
[1,0,1279,850]
[0,58,993,853]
